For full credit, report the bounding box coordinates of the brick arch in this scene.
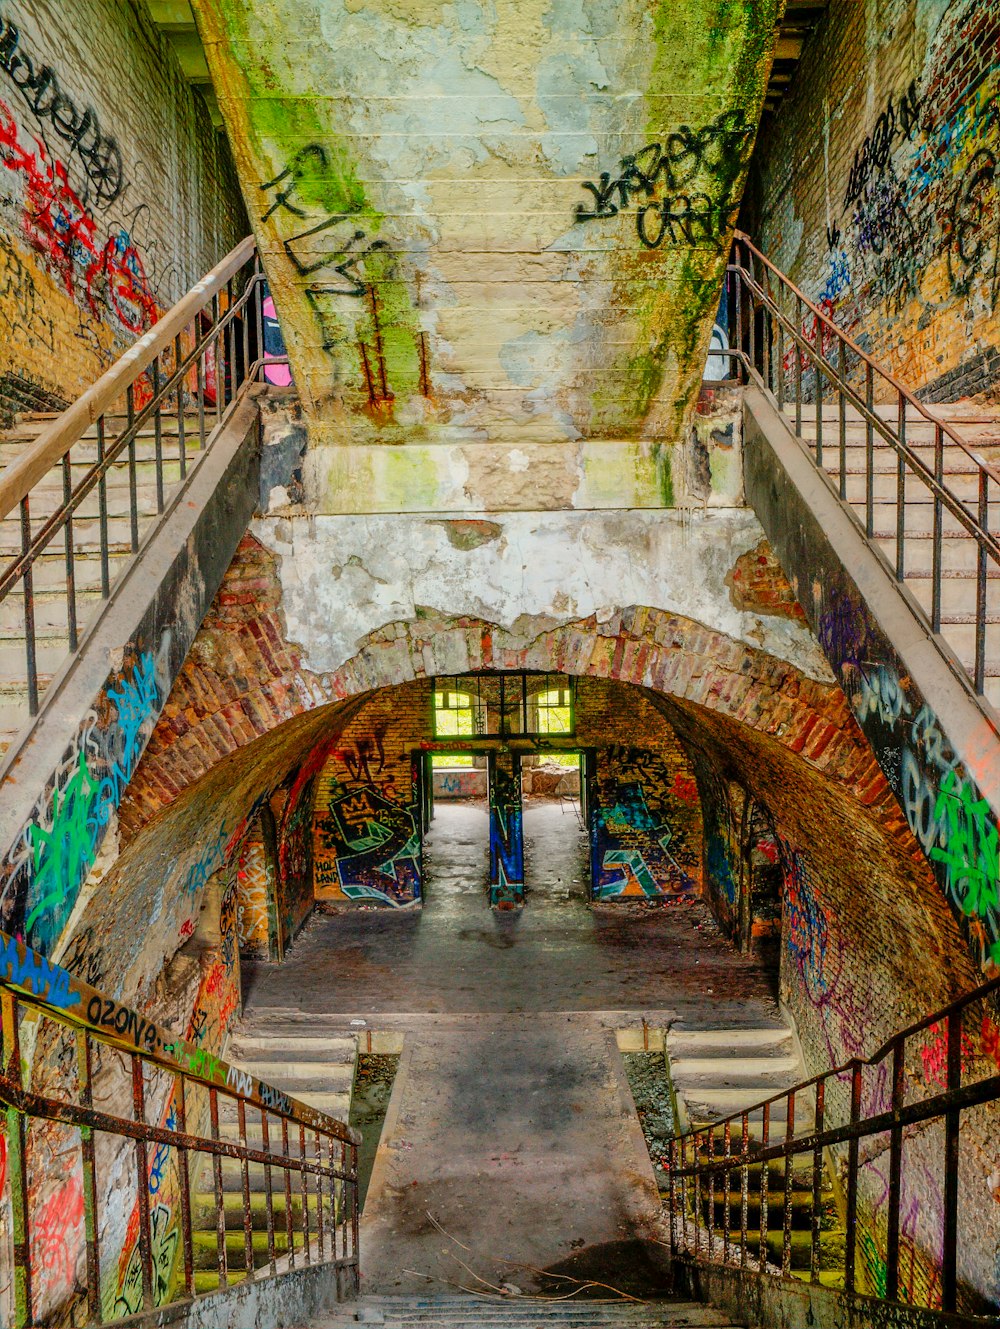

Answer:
[121,535,898,845]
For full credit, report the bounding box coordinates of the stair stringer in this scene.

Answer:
[0,388,263,958]
[743,383,1000,973]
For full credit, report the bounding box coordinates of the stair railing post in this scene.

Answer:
[941,1009,963,1313]
[707,1124,716,1259]
[2,990,32,1328]
[19,497,37,717]
[174,1075,196,1300]
[723,1118,732,1264]
[758,1102,770,1269]
[61,452,78,652]
[740,1112,749,1269]
[668,1137,678,1256]
[794,296,803,434]
[239,1095,255,1280]
[131,1053,155,1313]
[976,470,989,695]
[885,1040,905,1301]
[210,1087,228,1288]
[932,422,944,633]
[261,1109,278,1274]
[76,1029,100,1322]
[895,389,906,581]
[810,1079,825,1283]
[814,333,824,467]
[865,362,875,538]
[844,1060,862,1296]
[781,1091,795,1277]
[838,337,847,500]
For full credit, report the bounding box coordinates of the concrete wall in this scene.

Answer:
[193,0,778,512]
[749,0,1000,400]
[0,0,246,423]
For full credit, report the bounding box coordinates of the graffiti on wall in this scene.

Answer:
[489,756,523,907]
[818,590,1000,970]
[279,776,315,937]
[591,746,698,901]
[777,6,1000,389]
[573,111,751,250]
[0,642,166,955]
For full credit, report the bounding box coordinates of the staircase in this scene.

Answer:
[190,1014,359,1291]
[0,410,202,753]
[665,1023,844,1285]
[306,1294,749,1327]
[784,399,1000,709]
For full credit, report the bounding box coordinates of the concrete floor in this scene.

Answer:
[242,799,783,1298]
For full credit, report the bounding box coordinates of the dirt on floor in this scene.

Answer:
[623,1052,675,1193]
[351,1053,400,1208]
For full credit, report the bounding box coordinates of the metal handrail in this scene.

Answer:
[0,234,271,717]
[666,973,1000,1316]
[725,230,1000,701]
[0,929,359,1326]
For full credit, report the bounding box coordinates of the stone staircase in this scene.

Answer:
[0,411,201,753]
[665,1022,844,1284]
[305,1294,749,1327]
[782,399,1000,709]
[191,1013,358,1292]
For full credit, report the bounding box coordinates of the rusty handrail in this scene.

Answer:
[732,229,1000,488]
[666,974,1000,1315]
[0,235,255,522]
[0,930,359,1326]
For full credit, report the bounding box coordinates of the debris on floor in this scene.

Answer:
[622,1052,675,1192]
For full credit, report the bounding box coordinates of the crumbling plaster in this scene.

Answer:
[251,509,835,683]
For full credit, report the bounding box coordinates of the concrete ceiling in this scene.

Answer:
[190,0,786,455]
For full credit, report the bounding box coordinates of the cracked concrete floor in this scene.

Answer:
[241,800,782,1296]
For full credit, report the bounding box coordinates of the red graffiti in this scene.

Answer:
[671,773,699,805]
[33,1176,85,1298]
[982,1015,1000,1072]
[178,918,195,941]
[0,1131,6,1196]
[0,97,157,334]
[755,838,780,865]
[919,1020,973,1088]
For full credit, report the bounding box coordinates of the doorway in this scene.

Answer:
[522,751,590,900]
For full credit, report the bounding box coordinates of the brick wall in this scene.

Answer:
[749,0,1000,400]
[312,681,427,907]
[0,0,246,425]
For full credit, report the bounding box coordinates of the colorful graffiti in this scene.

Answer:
[0,645,165,955]
[817,589,1000,970]
[489,756,523,907]
[590,746,698,901]
[315,782,420,904]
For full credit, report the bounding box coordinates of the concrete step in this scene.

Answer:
[666,1056,802,1089]
[666,1028,793,1058]
[307,1298,745,1327]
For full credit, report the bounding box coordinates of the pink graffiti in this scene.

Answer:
[33,1176,85,1299]
[918,1020,973,1089]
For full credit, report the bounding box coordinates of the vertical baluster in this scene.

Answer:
[197,332,207,450]
[885,1042,905,1301]
[262,1110,277,1274]
[238,1096,254,1280]
[132,1055,154,1311]
[226,279,236,406]
[20,497,37,717]
[96,416,110,596]
[865,363,875,538]
[838,339,848,500]
[762,274,771,392]
[61,454,77,653]
[125,384,139,552]
[932,423,944,633]
[668,1137,678,1256]
[749,285,757,374]
[707,1125,715,1259]
[214,294,224,429]
[3,991,33,1328]
[350,1139,359,1270]
[152,357,164,514]
[896,391,906,580]
[723,1119,732,1264]
[76,1030,100,1321]
[776,298,785,410]
[815,339,824,467]
[314,1130,325,1255]
[782,1092,795,1277]
[693,1131,701,1257]
[300,1123,311,1264]
[811,1081,825,1283]
[759,1103,770,1269]
[241,271,250,390]
[794,296,803,434]
[174,1076,195,1300]
[174,334,187,480]
[941,1010,962,1314]
[210,1088,228,1288]
[254,259,265,372]
[740,1113,749,1270]
[282,1119,295,1268]
[679,1132,689,1255]
[735,270,744,382]
[976,469,989,695]
[844,1063,862,1296]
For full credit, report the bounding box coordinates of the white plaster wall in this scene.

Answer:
[253,509,834,682]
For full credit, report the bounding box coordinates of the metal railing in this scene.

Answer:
[0,234,284,719]
[666,975,1000,1317]
[0,931,358,1326]
[717,230,1000,705]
